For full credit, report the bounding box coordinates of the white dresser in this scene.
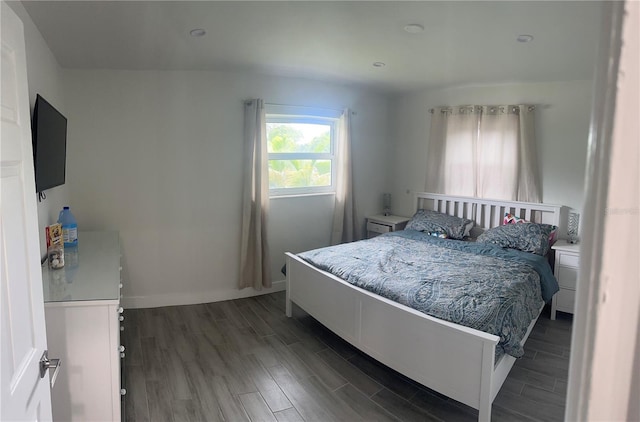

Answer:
[42,231,124,422]
[551,240,580,320]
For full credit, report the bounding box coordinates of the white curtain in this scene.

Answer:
[425,105,541,202]
[331,109,359,245]
[239,99,271,289]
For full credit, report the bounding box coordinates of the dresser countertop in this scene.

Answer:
[42,231,121,303]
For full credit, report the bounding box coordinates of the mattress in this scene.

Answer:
[298,230,559,358]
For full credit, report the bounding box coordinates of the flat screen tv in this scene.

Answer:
[32,94,67,192]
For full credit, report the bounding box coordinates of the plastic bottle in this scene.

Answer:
[58,206,78,248]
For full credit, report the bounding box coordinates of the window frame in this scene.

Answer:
[266,114,337,197]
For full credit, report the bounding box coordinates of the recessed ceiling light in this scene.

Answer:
[372,62,386,68]
[404,24,425,34]
[517,34,534,43]
[189,28,206,37]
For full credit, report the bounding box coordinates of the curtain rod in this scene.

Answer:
[265,102,356,115]
[428,105,536,113]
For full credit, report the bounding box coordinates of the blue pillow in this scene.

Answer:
[476,223,552,256]
[405,209,474,240]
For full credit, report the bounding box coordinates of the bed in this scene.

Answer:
[284,192,563,422]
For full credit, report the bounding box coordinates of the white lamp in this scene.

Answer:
[568,212,580,244]
[383,193,391,216]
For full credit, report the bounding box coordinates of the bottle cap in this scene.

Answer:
[63,206,69,210]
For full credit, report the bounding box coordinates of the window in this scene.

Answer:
[266,115,337,196]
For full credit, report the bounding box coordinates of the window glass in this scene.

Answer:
[266,116,336,196]
[268,159,332,189]
[267,123,331,154]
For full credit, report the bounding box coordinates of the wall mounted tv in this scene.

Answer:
[32,94,67,192]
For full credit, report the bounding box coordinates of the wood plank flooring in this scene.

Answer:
[122,292,572,422]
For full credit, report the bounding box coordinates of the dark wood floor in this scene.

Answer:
[122,291,572,422]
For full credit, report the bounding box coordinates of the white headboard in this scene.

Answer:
[414,192,563,235]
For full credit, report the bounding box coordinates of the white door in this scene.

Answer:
[1,3,54,420]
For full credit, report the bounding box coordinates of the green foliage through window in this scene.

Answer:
[267,120,334,192]
[269,160,332,188]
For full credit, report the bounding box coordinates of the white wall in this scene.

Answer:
[390,80,593,221]
[62,69,390,308]
[7,1,69,258]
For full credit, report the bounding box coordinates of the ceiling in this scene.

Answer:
[20,1,603,94]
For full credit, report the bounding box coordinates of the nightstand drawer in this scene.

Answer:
[556,289,576,313]
[558,253,579,268]
[557,266,578,289]
[551,240,580,320]
[367,221,391,234]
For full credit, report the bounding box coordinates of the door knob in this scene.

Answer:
[39,350,62,388]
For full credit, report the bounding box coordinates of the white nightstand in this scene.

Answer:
[551,240,580,320]
[366,214,410,238]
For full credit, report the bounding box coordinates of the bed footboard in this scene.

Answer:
[285,253,499,421]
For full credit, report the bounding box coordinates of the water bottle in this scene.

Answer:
[58,206,78,248]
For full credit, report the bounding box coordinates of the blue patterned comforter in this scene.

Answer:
[298,230,559,358]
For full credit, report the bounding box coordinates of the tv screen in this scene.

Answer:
[32,94,67,192]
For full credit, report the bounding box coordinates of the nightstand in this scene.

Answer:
[551,240,580,320]
[366,214,410,238]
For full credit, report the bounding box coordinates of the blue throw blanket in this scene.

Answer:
[298,230,559,358]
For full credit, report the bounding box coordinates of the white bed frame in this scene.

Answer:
[285,193,563,421]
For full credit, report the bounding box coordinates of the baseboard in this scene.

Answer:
[121,279,286,309]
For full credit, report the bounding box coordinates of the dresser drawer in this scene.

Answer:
[556,288,576,313]
[557,266,578,289]
[367,221,391,234]
[558,252,579,268]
